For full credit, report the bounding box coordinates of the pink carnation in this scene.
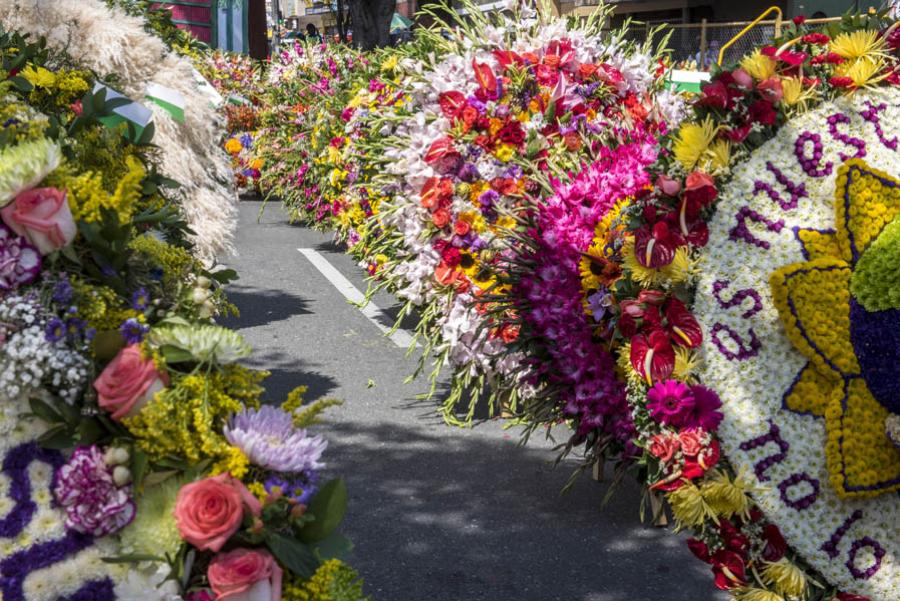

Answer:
[54,445,135,537]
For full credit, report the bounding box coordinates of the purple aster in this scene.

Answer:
[52,276,74,304]
[457,162,480,183]
[586,290,612,322]
[683,385,724,431]
[45,317,66,342]
[119,318,148,344]
[239,132,253,149]
[478,189,499,207]
[131,287,149,311]
[646,379,696,428]
[224,405,327,473]
[54,445,135,537]
[0,224,41,291]
[66,317,86,339]
[264,472,319,505]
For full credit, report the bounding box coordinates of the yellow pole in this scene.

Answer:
[718,6,783,65]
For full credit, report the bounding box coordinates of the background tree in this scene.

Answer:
[346,0,394,49]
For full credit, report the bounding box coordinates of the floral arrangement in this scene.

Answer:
[595,11,900,601]
[0,25,365,601]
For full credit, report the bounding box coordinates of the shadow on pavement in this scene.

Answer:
[220,285,312,329]
[318,420,721,601]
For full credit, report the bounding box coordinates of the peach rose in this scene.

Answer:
[94,344,169,420]
[174,474,261,552]
[431,207,451,229]
[648,433,680,464]
[678,429,705,458]
[208,548,282,601]
[0,187,76,255]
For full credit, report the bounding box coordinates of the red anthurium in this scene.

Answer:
[439,91,467,119]
[687,538,711,563]
[424,137,462,174]
[725,122,753,142]
[665,297,703,348]
[761,524,788,562]
[634,221,677,268]
[683,171,717,210]
[637,290,666,305]
[472,59,499,100]
[711,550,747,590]
[683,439,720,479]
[630,329,675,385]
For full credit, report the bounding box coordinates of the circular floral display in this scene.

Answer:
[695,88,900,600]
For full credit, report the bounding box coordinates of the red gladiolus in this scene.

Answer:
[472,59,499,100]
[634,222,677,268]
[630,329,676,385]
[711,550,747,590]
[439,91,467,119]
[596,63,624,87]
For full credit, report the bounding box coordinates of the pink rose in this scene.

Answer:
[207,548,282,601]
[94,345,169,420]
[174,473,261,552]
[0,187,76,255]
[730,68,754,89]
[678,428,705,458]
[648,433,680,464]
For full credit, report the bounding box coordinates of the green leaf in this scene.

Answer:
[209,268,238,284]
[76,417,104,445]
[131,449,150,492]
[9,75,33,92]
[264,531,319,579]
[29,397,62,423]
[37,424,75,449]
[160,344,195,364]
[101,553,166,564]
[313,531,353,561]
[299,478,348,543]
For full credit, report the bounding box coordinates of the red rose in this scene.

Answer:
[711,550,746,590]
[757,77,784,102]
[748,100,777,125]
[577,63,598,79]
[698,80,729,109]
[453,219,471,236]
[432,208,451,228]
[497,121,525,145]
[441,246,462,267]
[678,429,704,458]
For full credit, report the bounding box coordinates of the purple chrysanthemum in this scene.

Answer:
[45,317,66,342]
[54,446,135,537]
[0,223,41,291]
[646,380,696,427]
[264,471,319,505]
[682,385,724,431]
[224,405,327,473]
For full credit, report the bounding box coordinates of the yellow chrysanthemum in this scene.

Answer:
[673,116,729,173]
[673,346,701,383]
[20,65,56,88]
[834,57,888,89]
[740,49,777,81]
[667,480,717,529]
[699,469,755,521]
[829,29,890,62]
[731,588,785,601]
[622,238,692,288]
[760,558,808,597]
[781,76,817,108]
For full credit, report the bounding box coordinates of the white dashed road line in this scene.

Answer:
[297,248,417,349]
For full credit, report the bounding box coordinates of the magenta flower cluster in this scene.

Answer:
[515,133,658,442]
[646,380,724,431]
[54,446,135,537]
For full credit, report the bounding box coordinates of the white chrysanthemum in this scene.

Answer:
[148,323,251,364]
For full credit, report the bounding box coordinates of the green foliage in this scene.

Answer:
[850,216,900,311]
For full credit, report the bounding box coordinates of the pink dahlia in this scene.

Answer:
[54,445,135,537]
[646,380,695,427]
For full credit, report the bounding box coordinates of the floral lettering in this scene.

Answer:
[827,113,867,161]
[729,206,785,250]
[794,131,833,177]
[859,101,898,151]
[821,510,863,559]
[753,162,808,211]
[710,322,761,361]
[847,537,886,580]
[712,280,763,319]
[738,420,789,481]
[777,472,820,510]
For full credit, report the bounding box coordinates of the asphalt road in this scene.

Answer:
[222,201,726,601]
